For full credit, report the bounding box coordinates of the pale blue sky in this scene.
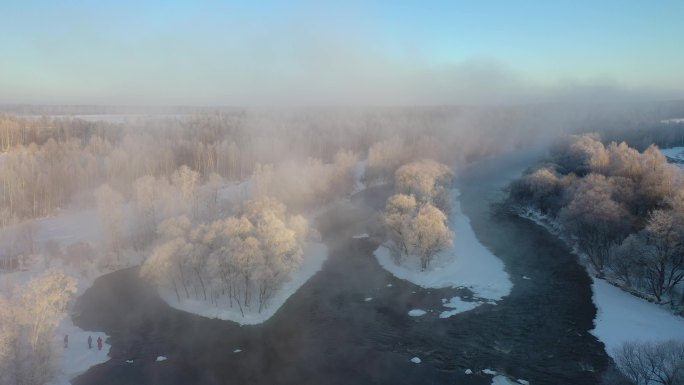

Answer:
[1,0,682,105]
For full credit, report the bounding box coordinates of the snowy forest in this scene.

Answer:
[4,1,684,384]
[0,106,684,385]
[0,107,550,384]
[507,134,684,308]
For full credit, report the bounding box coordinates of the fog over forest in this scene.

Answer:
[1,1,684,385]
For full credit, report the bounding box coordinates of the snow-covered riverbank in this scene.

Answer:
[374,188,513,317]
[48,318,110,385]
[591,278,684,357]
[1,266,112,385]
[516,207,684,360]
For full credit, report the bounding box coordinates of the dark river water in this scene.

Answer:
[72,153,610,385]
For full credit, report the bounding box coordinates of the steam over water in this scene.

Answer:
[72,152,609,385]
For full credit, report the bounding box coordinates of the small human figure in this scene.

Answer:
[97,336,103,351]
[64,334,68,348]
[88,335,92,349]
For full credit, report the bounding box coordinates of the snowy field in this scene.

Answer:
[375,188,513,317]
[158,242,328,325]
[590,278,684,359]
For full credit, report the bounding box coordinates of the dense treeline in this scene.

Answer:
[507,134,684,307]
[0,106,560,227]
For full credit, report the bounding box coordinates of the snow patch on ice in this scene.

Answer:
[439,297,481,318]
[590,278,684,359]
[490,376,518,385]
[408,309,427,317]
[410,357,421,363]
[375,189,512,316]
[517,379,530,385]
[159,242,328,325]
[465,369,473,375]
[482,369,497,375]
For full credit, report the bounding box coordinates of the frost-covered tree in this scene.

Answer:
[0,271,77,385]
[641,209,684,302]
[559,174,631,273]
[329,149,360,197]
[395,159,452,201]
[384,194,418,258]
[408,203,454,270]
[367,137,407,182]
[141,198,309,315]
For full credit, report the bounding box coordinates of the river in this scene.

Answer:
[72,153,610,385]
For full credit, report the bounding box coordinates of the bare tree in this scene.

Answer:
[640,210,684,303]
[614,340,684,385]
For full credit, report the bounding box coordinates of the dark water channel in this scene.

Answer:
[72,153,610,385]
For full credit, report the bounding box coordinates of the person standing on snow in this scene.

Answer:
[97,336,103,350]
[88,335,92,349]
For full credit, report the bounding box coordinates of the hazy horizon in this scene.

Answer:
[1,1,683,106]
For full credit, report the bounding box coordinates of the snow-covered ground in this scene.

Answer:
[0,209,99,256]
[374,189,513,317]
[48,319,110,385]
[158,242,328,325]
[516,207,684,361]
[659,146,684,166]
[590,278,684,358]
